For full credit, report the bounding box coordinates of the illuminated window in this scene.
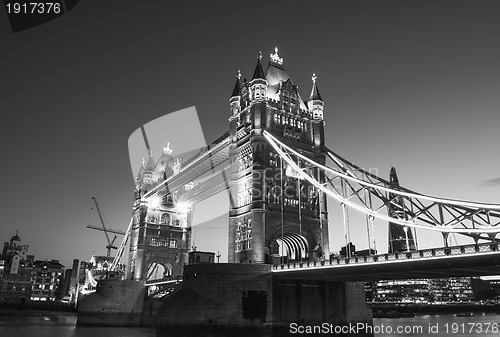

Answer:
[235,219,252,253]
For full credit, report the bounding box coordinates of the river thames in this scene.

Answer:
[1,313,499,336]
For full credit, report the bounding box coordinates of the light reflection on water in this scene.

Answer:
[0,315,155,337]
[1,313,500,337]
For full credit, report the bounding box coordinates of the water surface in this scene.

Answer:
[2,313,499,336]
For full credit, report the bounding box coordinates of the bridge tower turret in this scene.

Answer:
[249,52,267,103]
[128,146,192,282]
[228,48,329,265]
[229,70,242,116]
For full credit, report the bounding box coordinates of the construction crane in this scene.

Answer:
[111,218,132,272]
[91,197,118,257]
[86,225,125,235]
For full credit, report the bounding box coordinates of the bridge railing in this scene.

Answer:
[273,243,500,271]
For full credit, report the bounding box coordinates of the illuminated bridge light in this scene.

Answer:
[464,245,476,254]
[435,249,446,257]
[423,251,433,258]
[479,244,491,252]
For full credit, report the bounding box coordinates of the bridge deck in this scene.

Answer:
[272,243,500,281]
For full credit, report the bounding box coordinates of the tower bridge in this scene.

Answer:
[78,48,500,332]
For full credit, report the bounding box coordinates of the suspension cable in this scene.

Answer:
[297,157,303,261]
[264,131,500,234]
[364,189,372,255]
[413,226,419,250]
[280,155,284,263]
[368,191,377,253]
[264,130,500,210]
[317,165,324,260]
[345,185,352,257]
[341,179,350,258]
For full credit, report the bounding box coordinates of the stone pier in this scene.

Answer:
[77,279,146,326]
[157,263,373,336]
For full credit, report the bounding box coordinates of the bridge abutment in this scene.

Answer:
[77,279,146,326]
[156,264,373,336]
[272,278,373,336]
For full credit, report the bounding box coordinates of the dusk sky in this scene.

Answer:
[2,1,500,269]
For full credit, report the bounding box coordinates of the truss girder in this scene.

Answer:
[263,131,500,239]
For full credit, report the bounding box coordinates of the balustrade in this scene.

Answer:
[273,242,500,272]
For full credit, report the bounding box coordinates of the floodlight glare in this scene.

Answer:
[175,201,190,214]
[149,196,161,209]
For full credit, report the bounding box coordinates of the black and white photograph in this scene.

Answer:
[2,1,500,336]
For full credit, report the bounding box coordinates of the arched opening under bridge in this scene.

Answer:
[268,233,309,264]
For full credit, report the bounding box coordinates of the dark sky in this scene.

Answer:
[2,1,500,268]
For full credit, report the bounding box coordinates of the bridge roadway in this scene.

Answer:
[272,242,500,282]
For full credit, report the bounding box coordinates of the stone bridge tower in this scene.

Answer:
[228,49,329,264]
[128,145,192,282]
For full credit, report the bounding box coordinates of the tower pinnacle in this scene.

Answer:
[308,73,324,120]
[252,52,265,80]
[270,47,283,65]
[310,73,322,101]
[231,70,242,98]
[163,142,173,155]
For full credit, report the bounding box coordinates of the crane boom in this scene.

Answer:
[111,217,133,272]
[86,225,126,235]
[92,197,116,257]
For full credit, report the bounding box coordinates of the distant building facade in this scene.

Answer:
[372,277,472,304]
[0,233,33,302]
[471,277,500,302]
[188,251,215,264]
[30,260,65,301]
[373,279,430,303]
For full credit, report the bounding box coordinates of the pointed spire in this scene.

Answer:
[252,51,265,80]
[231,70,242,97]
[145,151,155,172]
[310,73,323,101]
[389,166,400,185]
[136,158,145,181]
